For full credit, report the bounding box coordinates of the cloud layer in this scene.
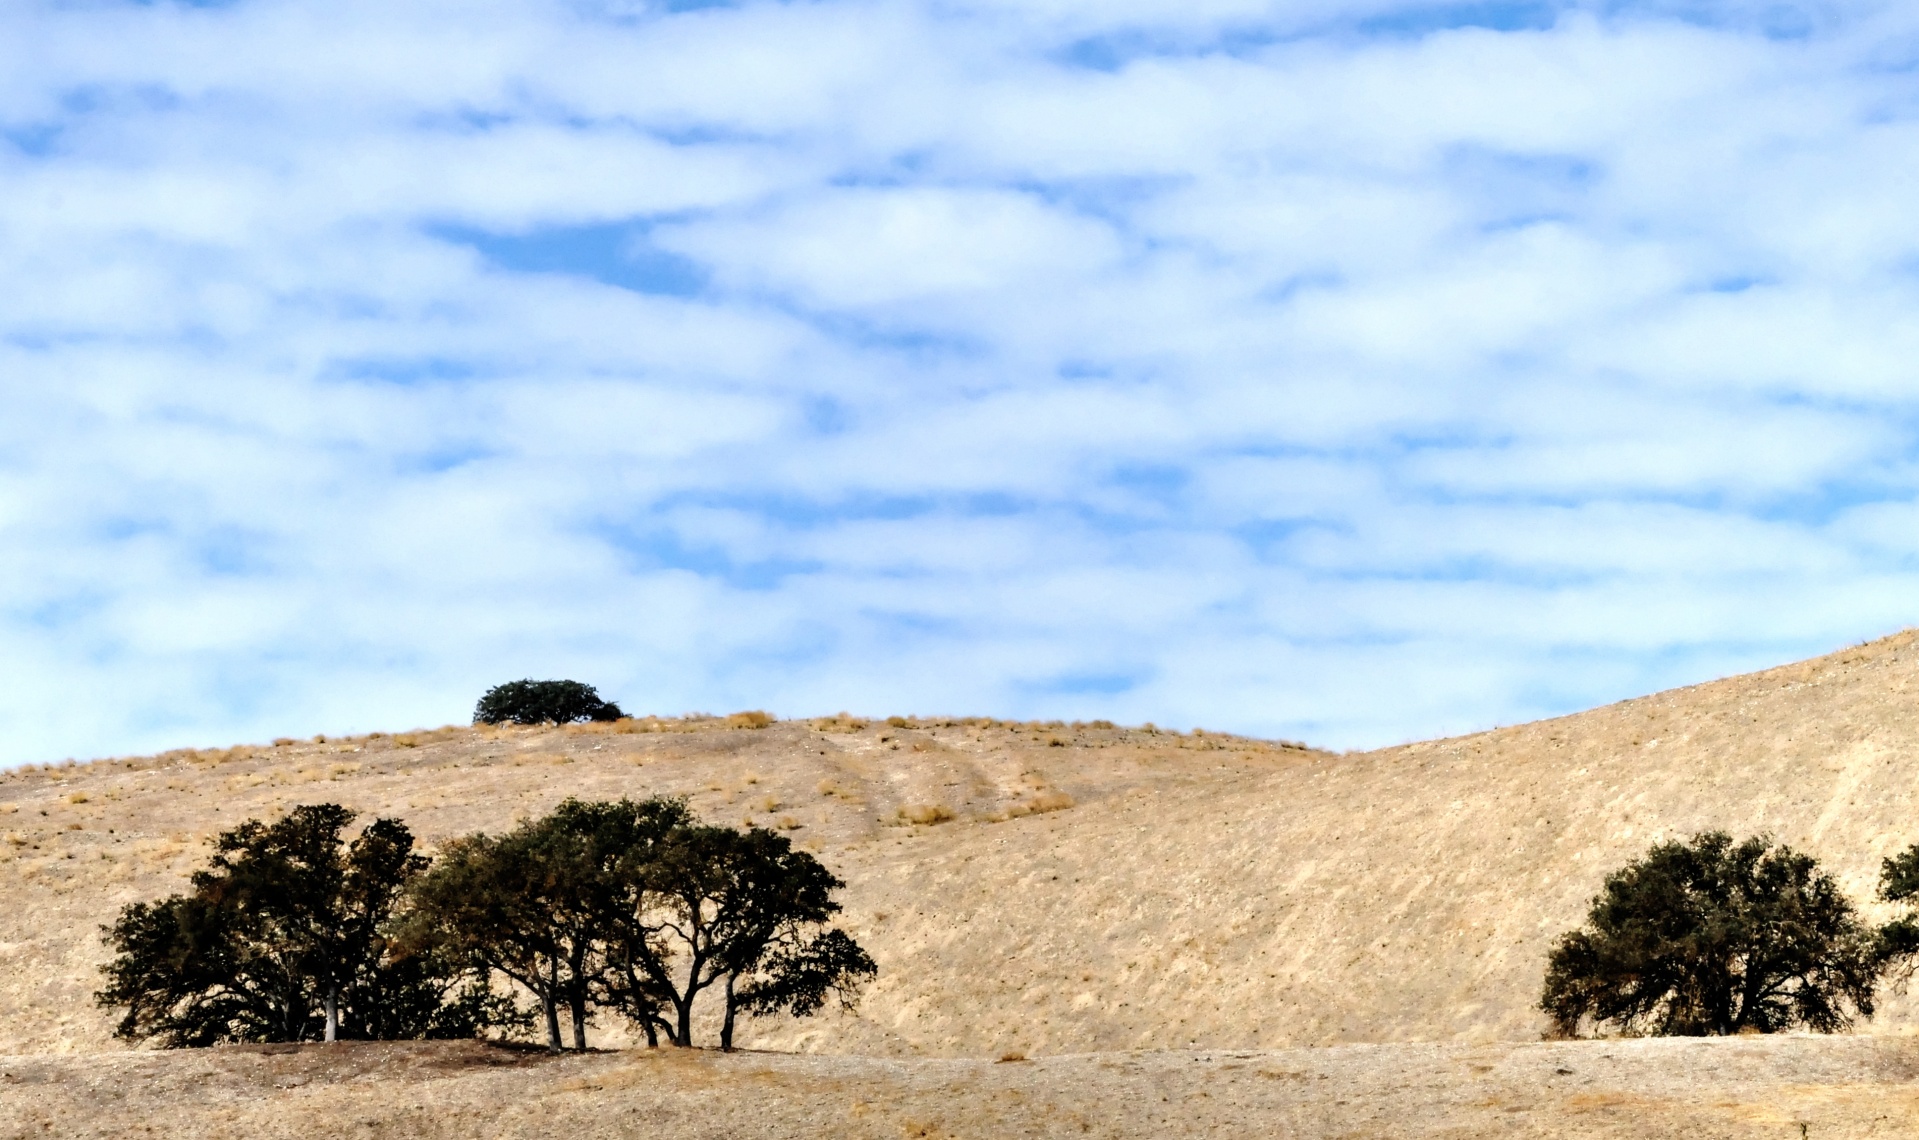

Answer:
[3,0,1918,763]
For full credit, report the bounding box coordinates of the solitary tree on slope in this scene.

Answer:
[1541,831,1879,1037]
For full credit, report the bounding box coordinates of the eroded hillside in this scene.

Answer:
[8,630,1919,1058]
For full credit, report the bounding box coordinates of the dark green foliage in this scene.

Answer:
[96,805,497,1047]
[1875,843,1919,973]
[1541,832,1879,1037]
[409,797,876,1052]
[604,818,878,1050]
[402,797,691,1052]
[473,680,624,726]
[97,794,870,1054]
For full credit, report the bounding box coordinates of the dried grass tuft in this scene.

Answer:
[1003,790,1075,819]
[896,803,955,826]
[815,714,868,733]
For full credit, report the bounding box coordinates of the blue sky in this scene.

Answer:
[3,0,1919,763]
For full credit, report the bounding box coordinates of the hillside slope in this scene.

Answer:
[6,630,1919,1057]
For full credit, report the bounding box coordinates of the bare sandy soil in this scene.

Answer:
[6,1035,1917,1139]
[10,632,1919,1133]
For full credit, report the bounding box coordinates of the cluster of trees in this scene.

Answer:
[98,798,875,1052]
[1543,831,1919,1037]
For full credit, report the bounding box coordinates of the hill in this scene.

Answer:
[7,631,1919,1060]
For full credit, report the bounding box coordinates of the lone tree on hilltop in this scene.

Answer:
[474,679,624,726]
[97,805,503,1046]
[1541,831,1880,1037]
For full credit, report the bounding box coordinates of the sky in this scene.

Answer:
[3,0,1919,764]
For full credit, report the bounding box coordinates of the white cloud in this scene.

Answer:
[659,186,1125,308]
[0,0,1917,764]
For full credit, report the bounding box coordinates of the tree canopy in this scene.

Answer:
[601,817,878,1050]
[473,680,624,725]
[401,797,692,1051]
[97,805,499,1046]
[1541,831,1879,1037]
[1874,842,1919,976]
[405,796,875,1051]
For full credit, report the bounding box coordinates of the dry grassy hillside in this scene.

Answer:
[8,630,1919,1060]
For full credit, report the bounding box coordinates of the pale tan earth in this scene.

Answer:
[5,1035,1918,1139]
[7,630,1919,1135]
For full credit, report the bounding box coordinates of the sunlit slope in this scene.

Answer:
[797,629,1919,1055]
[7,630,1919,1057]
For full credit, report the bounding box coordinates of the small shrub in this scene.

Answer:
[896,804,955,826]
[474,680,625,726]
[67,792,89,804]
[1006,790,1075,818]
[726,710,774,729]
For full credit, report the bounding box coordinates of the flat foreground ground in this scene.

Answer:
[5,1036,1917,1139]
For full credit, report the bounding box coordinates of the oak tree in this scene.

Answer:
[473,680,624,726]
[1541,832,1879,1037]
[97,805,473,1045]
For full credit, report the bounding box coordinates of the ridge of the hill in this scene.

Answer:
[6,631,1919,1057]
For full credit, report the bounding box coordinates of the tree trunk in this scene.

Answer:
[720,974,737,1053]
[542,993,562,1052]
[325,986,338,1043]
[641,1015,659,1048]
[570,993,588,1052]
[538,958,562,1052]
[675,997,693,1047]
